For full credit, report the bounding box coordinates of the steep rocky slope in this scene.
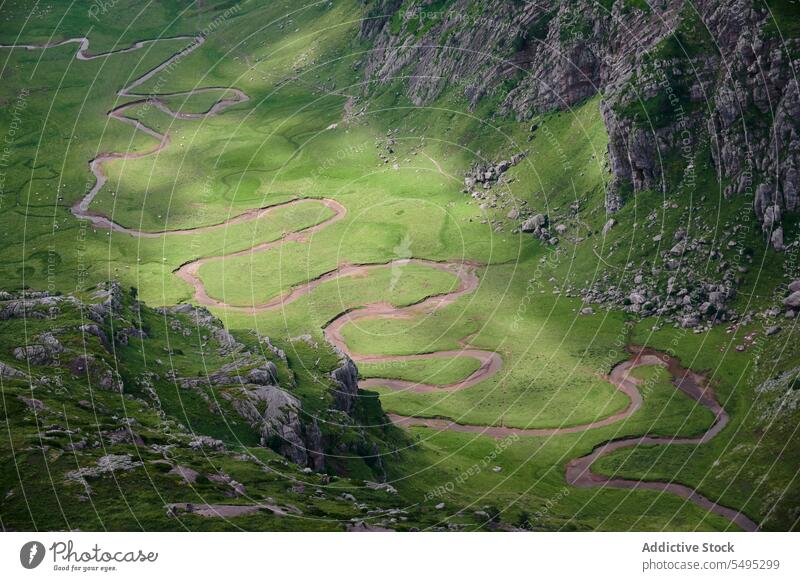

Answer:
[0,283,397,473]
[360,0,799,248]
[0,284,409,530]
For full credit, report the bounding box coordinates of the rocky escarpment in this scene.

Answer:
[157,304,378,471]
[360,0,799,249]
[0,285,415,530]
[2,284,130,392]
[156,302,324,468]
[0,285,391,474]
[230,384,325,469]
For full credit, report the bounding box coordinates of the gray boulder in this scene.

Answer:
[670,241,686,255]
[14,345,50,365]
[79,324,111,350]
[17,396,46,411]
[14,332,65,365]
[785,291,800,309]
[708,291,725,307]
[247,362,279,385]
[679,314,700,328]
[188,436,225,451]
[628,292,647,305]
[521,213,547,233]
[0,361,26,378]
[771,227,785,251]
[68,355,123,392]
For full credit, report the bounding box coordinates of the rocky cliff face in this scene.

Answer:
[360,0,799,248]
[330,352,360,414]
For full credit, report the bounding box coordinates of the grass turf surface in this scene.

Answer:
[1,0,798,531]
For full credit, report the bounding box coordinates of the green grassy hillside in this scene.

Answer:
[1,0,798,531]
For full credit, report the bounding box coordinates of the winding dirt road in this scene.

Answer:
[3,36,756,530]
[386,346,756,530]
[320,260,503,393]
[1,35,250,232]
[566,347,758,531]
[385,350,649,436]
[173,197,348,311]
[3,36,502,390]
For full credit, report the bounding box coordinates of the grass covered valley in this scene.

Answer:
[1,0,799,533]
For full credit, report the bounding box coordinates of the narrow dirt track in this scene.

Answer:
[357,349,501,393]
[320,260,503,393]
[3,37,756,531]
[385,351,651,435]
[2,37,499,390]
[173,197,348,311]
[388,346,756,530]
[566,346,758,531]
[1,35,250,233]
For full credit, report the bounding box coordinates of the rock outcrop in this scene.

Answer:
[68,354,124,392]
[229,384,324,470]
[13,332,65,365]
[330,353,359,414]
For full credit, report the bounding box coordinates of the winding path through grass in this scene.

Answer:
[2,36,756,531]
[566,347,757,531]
